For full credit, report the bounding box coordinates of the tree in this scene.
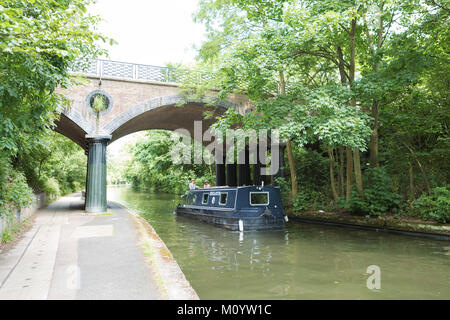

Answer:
[192,0,449,217]
[0,0,109,216]
[0,0,108,162]
[194,0,373,200]
[123,131,215,194]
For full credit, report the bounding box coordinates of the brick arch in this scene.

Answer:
[102,94,235,144]
[54,108,95,149]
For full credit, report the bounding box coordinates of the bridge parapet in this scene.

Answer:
[71,59,214,84]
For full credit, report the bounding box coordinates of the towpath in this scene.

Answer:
[0,193,192,300]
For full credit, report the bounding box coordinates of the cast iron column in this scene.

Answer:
[84,147,89,209]
[216,160,226,186]
[85,135,111,213]
[226,163,237,187]
[238,149,245,186]
[238,148,251,186]
[254,144,262,185]
[245,147,251,185]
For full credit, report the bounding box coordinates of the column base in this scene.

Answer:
[85,205,108,213]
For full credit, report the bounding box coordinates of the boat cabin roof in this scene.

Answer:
[189,185,280,191]
[183,185,282,209]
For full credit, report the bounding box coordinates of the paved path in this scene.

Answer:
[0,193,163,300]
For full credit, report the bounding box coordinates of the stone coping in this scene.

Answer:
[287,210,450,241]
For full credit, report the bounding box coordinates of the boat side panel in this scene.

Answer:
[177,186,286,230]
[176,207,285,231]
[235,187,285,218]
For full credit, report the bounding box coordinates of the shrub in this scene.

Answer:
[293,188,331,211]
[293,192,309,211]
[273,177,291,204]
[341,167,401,216]
[273,176,333,211]
[42,177,61,198]
[412,186,450,223]
[71,181,83,193]
[0,166,34,218]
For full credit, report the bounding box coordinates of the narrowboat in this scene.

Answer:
[175,185,288,231]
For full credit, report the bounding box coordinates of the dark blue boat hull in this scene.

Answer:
[175,207,285,231]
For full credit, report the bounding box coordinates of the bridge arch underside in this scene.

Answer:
[107,102,226,145]
[54,113,88,149]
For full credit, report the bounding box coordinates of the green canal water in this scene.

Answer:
[108,186,450,299]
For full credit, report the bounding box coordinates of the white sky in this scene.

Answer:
[89,0,206,67]
[90,0,207,156]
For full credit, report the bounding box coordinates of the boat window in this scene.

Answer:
[219,193,228,205]
[202,193,209,205]
[250,192,269,205]
[187,193,197,205]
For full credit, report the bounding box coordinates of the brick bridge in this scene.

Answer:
[56,59,283,212]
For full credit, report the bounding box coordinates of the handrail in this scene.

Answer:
[69,59,214,84]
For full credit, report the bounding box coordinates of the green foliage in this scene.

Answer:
[17,132,86,196]
[341,167,401,216]
[295,149,329,188]
[91,94,107,113]
[1,223,20,243]
[0,0,108,161]
[293,188,331,212]
[412,186,450,223]
[0,159,34,218]
[275,149,334,211]
[273,176,290,202]
[0,131,86,216]
[123,131,214,194]
[42,177,61,199]
[191,0,449,223]
[0,0,105,218]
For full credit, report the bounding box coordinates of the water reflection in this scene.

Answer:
[108,186,450,300]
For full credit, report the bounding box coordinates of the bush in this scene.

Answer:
[293,188,331,211]
[411,186,450,223]
[0,165,34,218]
[71,181,83,193]
[273,177,291,204]
[341,167,401,216]
[42,177,61,198]
[273,176,332,211]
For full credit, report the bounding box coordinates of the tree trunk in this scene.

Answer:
[338,147,345,196]
[348,19,364,198]
[279,70,298,200]
[336,46,348,85]
[368,7,385,169]
[279,70,286,95]
[402,142,432,195]
[335,148,342,197]
[286,140,298,199]
[346,147,353,200]
[353,147,364,197]
[409,161,414,201]
[328,147,339,201]
[349,19,356,84]
[369,101,379,168]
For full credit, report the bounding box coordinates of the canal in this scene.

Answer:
[108,186,450,299]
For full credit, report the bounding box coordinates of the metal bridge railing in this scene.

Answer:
[70,59,214,85]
